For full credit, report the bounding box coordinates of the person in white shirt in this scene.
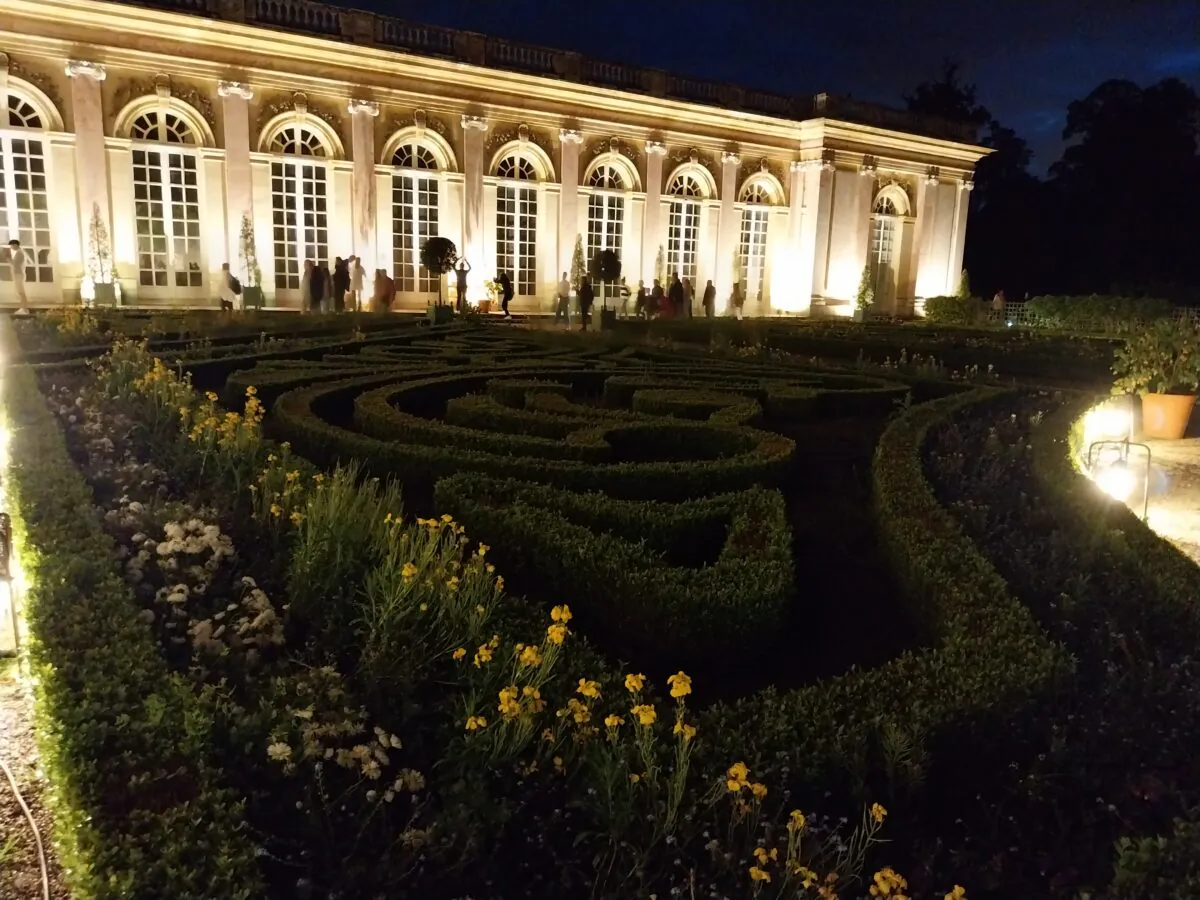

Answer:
[219,262,240,311]
[349,256,365,311]
[8,239,28,313]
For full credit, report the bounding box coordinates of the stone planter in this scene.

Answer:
[478,300,493,314]
[1141,393,1196,440]
[427,304,454,325]
[242,285,265,311]
[853,307,869,323]
[93,283,118,307]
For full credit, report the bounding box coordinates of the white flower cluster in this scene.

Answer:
[188,575,285,664]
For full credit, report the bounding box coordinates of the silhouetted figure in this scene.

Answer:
[702,279,716,318]
[578,276,594,331]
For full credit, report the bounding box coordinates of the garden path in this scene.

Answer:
[1142,437,1200,565]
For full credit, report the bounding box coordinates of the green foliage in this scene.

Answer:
[0,321,261,899]
[237,212,262,288]
[1024,294,1174,335]
[955,268,971,299]
[1112,318,1200,394]
[1110,819,1200,900]
[570,234,586,291]
[923,295,985,327]
[589,248,622,283]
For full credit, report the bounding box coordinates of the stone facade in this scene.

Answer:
[0,0,987,315]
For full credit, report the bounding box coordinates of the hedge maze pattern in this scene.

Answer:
[230,331,909,667]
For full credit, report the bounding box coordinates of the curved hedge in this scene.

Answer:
[0,321,261,899]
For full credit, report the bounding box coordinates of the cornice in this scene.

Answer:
[0,0,988,164]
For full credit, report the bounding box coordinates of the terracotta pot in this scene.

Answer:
[1141,393,1196,439]
[478,300,492,314]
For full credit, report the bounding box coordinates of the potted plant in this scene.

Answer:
[589,248,621,329]
[238,213,265,310]
[854,263,874,323]
[569,234,586,313]
[420,236,458,324]
[479,279,499,314]
[1112,318,1200,439]
[82,204,118,307]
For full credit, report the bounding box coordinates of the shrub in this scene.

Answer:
[1109,818,1200,900]
[1112,318,1200,394]
[0,321,261,899]
[1025,294,1174,335]
[923,295,985,326]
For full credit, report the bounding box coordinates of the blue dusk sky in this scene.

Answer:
[358,0,1200,173]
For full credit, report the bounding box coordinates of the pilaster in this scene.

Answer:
[557,128,582,278]
[642,140,666,282]
[218,81,254,274]
[65,60,111,277]
[796,152,835,307]
[946,175,973,294]
[461,114,488,296]
[347,98,380,268]
[715,150,740,313]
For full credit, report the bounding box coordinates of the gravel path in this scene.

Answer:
[1142,438,1200,565]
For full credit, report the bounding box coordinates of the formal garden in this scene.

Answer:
[2,304,1200,899]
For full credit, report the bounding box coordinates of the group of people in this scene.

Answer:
[550,271,748,329]
[296,256,369,314]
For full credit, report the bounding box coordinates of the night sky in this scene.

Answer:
[354,0,1198,172]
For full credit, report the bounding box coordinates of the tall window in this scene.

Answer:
[586,162,625,264]
[0,92,54,285]
[870,194,900,305]
[666,173,702,283]
[738,183,771,303]
[392,142,440,294]
[270,124,328,290]
[495,154,537,296]
[129,110,202,289]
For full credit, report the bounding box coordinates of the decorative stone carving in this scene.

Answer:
[859,155,878,176]
[874,174,916,210]
[925,166,941,185]
[645,139,667,156]
[721,150,741,167]
[256,91,344,146]
[65,60,106,81]
[114,75,216,129]
[672,147,716,177]
[413,109,426,130]
[460,114,488,132]
[217,81,254,100]
[740,157,781,185]
[2,53,63,112]
[486,122,551,157]
[558,127,582,144]
[960,173,975,192]
[347,98,379,117]
[586,136,640,166]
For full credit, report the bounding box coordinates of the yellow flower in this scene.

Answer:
[476,543,489,557]
[473,644,493,667]
[551,604,572,624]
[753,847,778,865]
[313,473,325,483]
[546,623,568,645]
[749,782,768,800]
[498,685,521,718]
[205,391,219,401]
[624,673,645,694]
[672,721,697,742]
[870,802,887,825]
[667,671,692,698]
[290,510,304,525]
[944,888,966,900]
[869,867,908,899]
[792,865,818,888]
[727,761,750,784]
[749,866,771,883]
[576,679,601,699]
[245,385,257,396]
[604,714,624,728]
[565,698,590,724]
[465,715,487,732]
[452,647,466,661]
[518,644,543,668]
[440,514,453,524]
[630,704,656,726]
[787,809,807,832]
[270,503,282,517]
[401,562,418,579]
[726,779,744,793]
[628,773,640,783]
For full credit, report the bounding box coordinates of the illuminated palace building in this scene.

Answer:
[0,0,987,315]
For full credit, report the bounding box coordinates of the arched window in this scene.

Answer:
[267,122,330,290]
[391,140,440,295]
[666,173,704,283]
[1,87,54,286]
[586,162,626,265]
[737,182,774,304]
[870,190,908,306]
[494,153,538,296]
[128,109,203,290]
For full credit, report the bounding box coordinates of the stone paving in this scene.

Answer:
[1141,437,1200,565]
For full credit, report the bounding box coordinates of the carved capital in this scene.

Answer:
[925,166,941,186]
[461,114,488,132]
[721,151,741,167]
[347,98,380,117]
[960,174,975,192]
[65,60,106,82]
[217,81,254,100]
[645,140,667,156]
[858,155,878,176]
[559,127,583,144]
[789,160,805,174]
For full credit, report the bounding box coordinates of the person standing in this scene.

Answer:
[668,274,684,318]
[300,259,315,313]
[635,280,647,319]
[650,278,665,319]
[312,260,328,313]
[578,275,594,332]
[332,257,350,312]
[349,256,366,311]
[682,277,695,318]
[702,279,716,318]
[455,258,472,311]
[500,271,514,319]
[555,271,571,326]
[618,276,632,318]
[731,282,745,321]
[7,239,28,313]
[219,262,240,312]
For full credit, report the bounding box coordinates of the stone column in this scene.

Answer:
[779,160,808,314]
[557,128,582,279]
[642,140,666,282]
[795,153,835,308]
[461,115,488,297]
[218,81,254,270]
[913,168,943,303]
[65,60,111,273]
[855,157,878,279]
[347,99,380,269]
[715,150,740,312]
[946,175,973,294]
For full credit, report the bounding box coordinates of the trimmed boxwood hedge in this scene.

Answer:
[698,388,1069,792]
[0,320,261,899]
[434,473,794,665]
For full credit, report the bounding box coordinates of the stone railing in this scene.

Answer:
[114,0,978,143]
